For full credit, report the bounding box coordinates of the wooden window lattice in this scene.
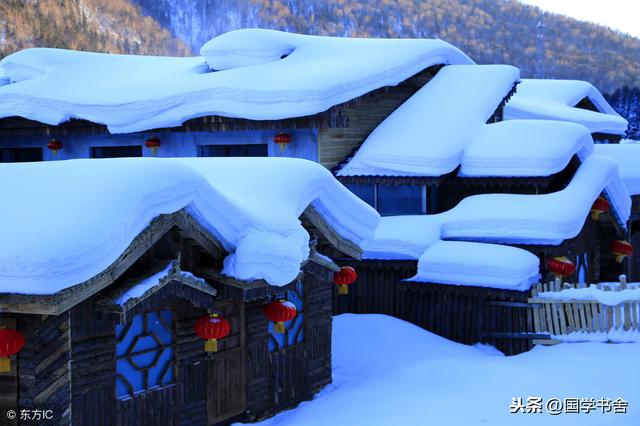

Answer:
[268,280,305,352]
[115,311,176,399]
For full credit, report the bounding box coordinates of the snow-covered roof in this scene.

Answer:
[0,29,472,134]
[593,144,640,195]
[0,157,379,295]
[460,120,593,177]
[504,79,628,135]
[337,64,520,177]
[407,241,540,291]
[362,155,629,258]
[442,155,630,244]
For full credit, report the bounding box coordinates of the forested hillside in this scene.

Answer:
[132,0,640,93]
[0,0,190,58]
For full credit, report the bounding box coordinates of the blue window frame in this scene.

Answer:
[199,144,268,157]
[268,281,304,352]
[344,183,376,208]
[116,311,175,399]
[377,184,423,215]
[0,147,43,163]
[344,183,434,216]
[91,145,142,158]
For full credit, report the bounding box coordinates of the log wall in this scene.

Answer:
[0,313,71,426]
[245,262,333,422]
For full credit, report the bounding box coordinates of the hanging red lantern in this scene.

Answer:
[611,240,633,263]
[590,196,610,220]
[0,328,25,373]
[193,314,230,352]
[264,300,297,333]
[333,266,357,295]
[546,256,576,279]
[144,136,161,156]
[47,138,63,155]
[274,132,291,152]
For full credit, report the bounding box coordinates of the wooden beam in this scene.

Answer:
[0,209,224,315]
[302,205,362,260]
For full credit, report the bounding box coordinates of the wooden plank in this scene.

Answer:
[614,304,622,330]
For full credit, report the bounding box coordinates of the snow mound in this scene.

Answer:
[593,144,640,195]
[253,314,640,426]
[460,120,593,177]
[408,241,540,291]
[200,28,296,70]
[504,79,628,135]
[0,29,472,133]
[442,155,630,244]
[338,64,519,177]
[0,158,378,295]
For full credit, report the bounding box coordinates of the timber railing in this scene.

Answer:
[528,276,640,344]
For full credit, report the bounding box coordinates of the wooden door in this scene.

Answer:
[207,301,246,425]
[0,318,18,426]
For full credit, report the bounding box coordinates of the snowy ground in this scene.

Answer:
[245,314,640,426]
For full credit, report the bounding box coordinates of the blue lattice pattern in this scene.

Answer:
[116,311,176,399]
[268,280,305,352]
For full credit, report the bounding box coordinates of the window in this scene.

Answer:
[0,147,43,163]
[345,182,430,216]
[116,311,175,399]
[344,183,376,208]
[91,145,142,158]
[268,281,304,352]
[199,144,268,157]
[377,184,423,215]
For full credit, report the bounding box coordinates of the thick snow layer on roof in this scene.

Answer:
[362,154,630,263]
[337,64,519,177]
[0,29,472,133]
[361,215,444,260]
[593,144,640,195]
[407,241,540,291]
[442,155,630,244]
[460,120,593,177]
[504,79,628,135]
[0,158,378,295]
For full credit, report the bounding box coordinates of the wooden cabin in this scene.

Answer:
[0,214,342,426]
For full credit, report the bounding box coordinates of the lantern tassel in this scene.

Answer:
[338,285,349,295]
[274,322,285,333]
[591,211,600,221]
[205,339,218,353]
[278,143,285,152]
[0,357,10,373]
[615,254,625,263]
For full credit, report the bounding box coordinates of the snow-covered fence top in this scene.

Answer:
[0,157,379,294]
[504,79,628,135]
[0,29,472,134]
[528,276,640,343]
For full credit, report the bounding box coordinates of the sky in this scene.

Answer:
[520,0,640,38]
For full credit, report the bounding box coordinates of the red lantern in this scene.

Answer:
[264,300,297,333]
[611,240,633,263]
[47,138,63,155]
[0,328,25,373]
[144,136,161,156]
[333,266,357,295]
[274,132,291,152]
[590,196,610,220]
[546,256,576,279]
[193,314,230,352]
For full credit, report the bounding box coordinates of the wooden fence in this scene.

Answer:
[528,276,640,344]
